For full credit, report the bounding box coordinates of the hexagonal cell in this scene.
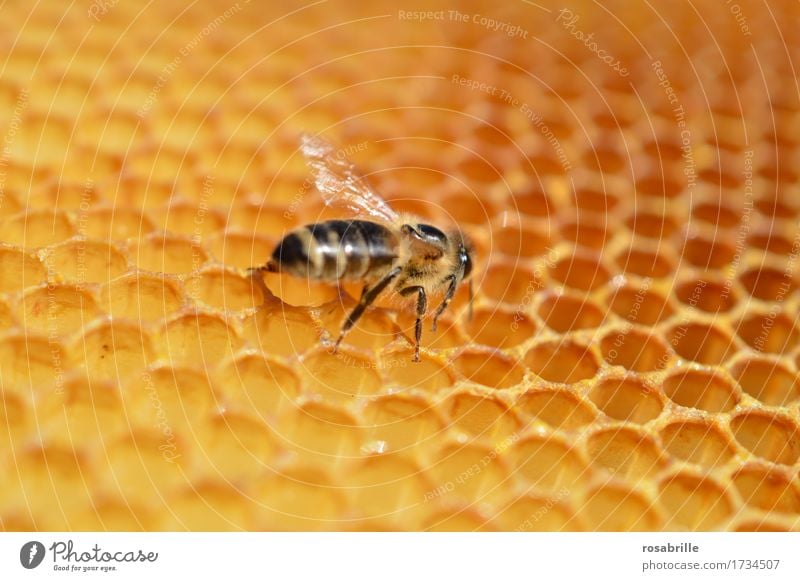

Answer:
[586,426,664,480]
[428,442,510,506]
[299,347,383,402]
[463,307,536,349]
[559,217,609,251]
[440,191,495,225]
[132,234,208,275]
[363,394,443,453]
[608,283,673,326]
[524,339,599,384]
[444,392,520,443]
[659,420,736,467]
[733,466,800,514]
[241,305,320,358]
[0,247,47,292]
[662,367,739,412]
[19,284,102,336]
[452,349,525,389]
[47,240,129,284]
[538,292,605,333]
[280,401,363,461]
[588,376,663,424]
[185,268,260,312]
[749,231,795,255]
[480,262,539,305]
[510,434,588,493]
[262,271,339,308]
[682,234,736,268]
[2,209,75,248]
[580,483,662,531]
[691,202,741,229]
[615,247,675,279]
[600,328,672,372]
[625,211,679,240]
[676,278,737,313]
[158,312,242,368]
[516,388,597,430]
[667,321,736,365]
[739,267,795,302]
[731,356,799,406]
[100,273,184,322]
[492,222,551,258]
[549,251,610,292]
[74,319,154,382]
[635,173,682,199]
[658,473,734,530]
[215,353,299,418]
[511,183,552,218]
[735,310,799,354]
[383,352,454,392]
[572,186,618,214]
[730,411,800,465]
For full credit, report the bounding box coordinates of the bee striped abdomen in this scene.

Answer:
[271,220,398,281]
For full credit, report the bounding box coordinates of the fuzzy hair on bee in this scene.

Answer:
[252,134,475,362]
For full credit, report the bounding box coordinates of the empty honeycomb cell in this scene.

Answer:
[589,377,663,424]
[635,173,682,199]
[549,251,610,292]
[0,334,68,395]
[452,348,524,389]
[626,211,679,240]
[608,282,673,326]
[440,192,493,225]
[363,394,444,454]
[586,427,664,480]
[682,234,736,269]
[159,312,242,367]
[262,272,340,308]
[510,435,588,493]
[428,442,510,506]
[492,222,551,258]
[658,473,734,530]
[76,320,154,382]
[1,210,75,248]
[572,186,618,214]
[667,321,736,365]
[83,207,155,240]
[241,305,320,358]
[600,328,672,372]
[192,413,277,482]
[662,368,739,412]
[731,356,799,407]
[382,351,454,392]
[524,339,599,384]
[19,284,101,336]
[559,217,609,250]
[580,484,662,532]
[132,234,208,275]
[47,240,128,284]
[676,278,737,313]
[281,401,363,464]
[158,203,225,238]
[463,307,536,349]
[735,311,799,354]
[739,267,795,302]
[516,388,597,430]
[511,183,552,218]
[615,247,675,279]
[299,348,383,402]
[749,231,795,256]
[315,300,398,352]
[445,392,520,443]
[249,468,344,531]
[186,268,259,312]
[733,466,800,514]
[730,411,800,465]
[538,292,605,333]
[0,247,46,292]
[659,420,736,468]
[495,493,582,532]
[101,273,184,322]
[215,354,299,419]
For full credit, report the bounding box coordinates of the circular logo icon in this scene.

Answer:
[20,541,46,569]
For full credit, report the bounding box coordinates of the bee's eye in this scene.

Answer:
[462,249,473,278]
[416,224,447,243]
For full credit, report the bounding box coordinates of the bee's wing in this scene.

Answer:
[300,133,400,224]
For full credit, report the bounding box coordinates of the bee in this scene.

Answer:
[253,134,474,362]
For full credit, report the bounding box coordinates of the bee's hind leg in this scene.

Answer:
[334,266,402,352]
[399,285,427,363]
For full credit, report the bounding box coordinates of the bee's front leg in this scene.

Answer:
[399,285,427,362]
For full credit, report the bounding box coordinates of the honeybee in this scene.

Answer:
[253,134,474,362]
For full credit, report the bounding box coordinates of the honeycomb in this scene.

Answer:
[1,0,799,532]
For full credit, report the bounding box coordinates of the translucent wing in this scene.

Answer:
[300,133,399,223]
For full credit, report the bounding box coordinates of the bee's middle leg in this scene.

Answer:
[431,275,457,332]
[399,285,427,362]
[334,266,402,351]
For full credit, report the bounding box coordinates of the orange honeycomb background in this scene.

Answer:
[0,0,799,531]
